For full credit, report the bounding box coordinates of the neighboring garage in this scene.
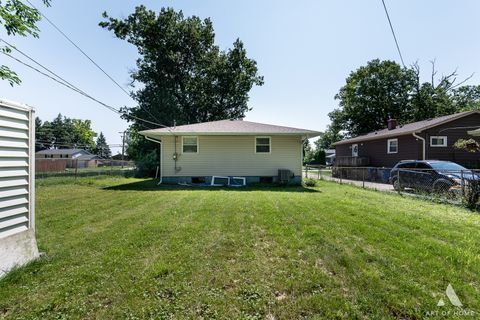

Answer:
[0,99,39,278]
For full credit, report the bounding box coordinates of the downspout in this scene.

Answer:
[145,136,163,185]
[412,132,425,160]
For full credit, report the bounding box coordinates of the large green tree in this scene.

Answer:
[333,59,416,137]
[100,6,263,175]
[0,0,51,85]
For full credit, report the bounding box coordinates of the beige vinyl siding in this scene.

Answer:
[161,135,303,177]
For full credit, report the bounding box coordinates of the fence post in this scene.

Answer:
[461,170,465,197]
[340,167,343,184]
[362,167,365,188]
[75,159,78,180]
[397,169,401,194]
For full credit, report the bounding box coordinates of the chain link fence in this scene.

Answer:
[35,158,136,179]
[304,164,480,208]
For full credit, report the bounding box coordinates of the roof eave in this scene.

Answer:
[333,131,415,146]
[141,131,322,137]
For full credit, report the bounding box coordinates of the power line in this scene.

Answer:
[0,42,171,130]
[381,0,405,67]
[24,0,163,125]
[25,0,132,99]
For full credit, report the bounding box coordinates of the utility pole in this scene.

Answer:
[119,130,128,168]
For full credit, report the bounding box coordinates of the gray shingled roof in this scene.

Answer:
[140,119,321,137]
[36,148,90,155]
[334,110,480,145]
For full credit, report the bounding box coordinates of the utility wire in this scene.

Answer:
[25,0,132,99]
[1,43,171,130]
[381,0,405,67]
[35,139,122,148]
[24,0,163,125]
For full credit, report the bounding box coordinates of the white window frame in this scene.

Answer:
[182,136,199,154]
[430,136,447,147]
[255,136,271,154]
[351,144,358,157]
[387,138,398,154]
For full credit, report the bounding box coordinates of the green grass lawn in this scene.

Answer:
[1,177,480,319]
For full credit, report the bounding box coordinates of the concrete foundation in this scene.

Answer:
[0,229,39,278]
[161,175,302,185]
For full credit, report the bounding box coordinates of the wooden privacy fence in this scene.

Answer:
[35,159,67,172]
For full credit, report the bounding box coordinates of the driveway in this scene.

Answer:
[305,171,394,192]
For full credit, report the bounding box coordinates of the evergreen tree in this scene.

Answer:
[95,132,111,159]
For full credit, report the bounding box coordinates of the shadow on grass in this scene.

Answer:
[103,179,320,193]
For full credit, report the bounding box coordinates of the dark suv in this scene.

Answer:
[390,160,480,195]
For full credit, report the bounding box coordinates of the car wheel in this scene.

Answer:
[392,178,403,191]
[433,181,451,194]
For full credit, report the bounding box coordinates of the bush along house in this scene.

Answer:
[333,110,480,171]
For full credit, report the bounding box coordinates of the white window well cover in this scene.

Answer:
[182,136,198,153]
[211,176,230,186]
[255,137,270,153]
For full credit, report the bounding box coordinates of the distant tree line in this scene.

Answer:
[36,114,111,158]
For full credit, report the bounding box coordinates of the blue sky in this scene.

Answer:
[1,0,480,153]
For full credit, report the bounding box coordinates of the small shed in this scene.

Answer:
[0,99,39,278]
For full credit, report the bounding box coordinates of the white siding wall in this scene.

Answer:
[160,135,302,177]
[0,102,34,239]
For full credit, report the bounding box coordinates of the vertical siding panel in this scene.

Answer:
[0,102,32,239]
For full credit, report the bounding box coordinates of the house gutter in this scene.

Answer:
[412,132,425,160]
[145,136,163,185]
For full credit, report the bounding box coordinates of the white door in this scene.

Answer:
[352,144,358,157]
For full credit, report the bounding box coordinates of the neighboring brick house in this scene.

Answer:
[334,110,480,168]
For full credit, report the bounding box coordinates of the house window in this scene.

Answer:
[255,137,271,153]
[430,136,447,147]
[182,136,198,153]
[351,144,358,157]
[387,138,398,154]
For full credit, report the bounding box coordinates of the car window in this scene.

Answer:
[429,162,466,171]
[415,163,432,170]
[397,162,415,169]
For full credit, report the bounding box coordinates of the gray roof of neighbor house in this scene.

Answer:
[334,110,480,146]
[36,148,91,155]
[76,154,102,161]
[140,119,321,138]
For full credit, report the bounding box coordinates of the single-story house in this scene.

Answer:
[36,148,102,168]
[140,119,321,184]
[36,148,93,159]
[333,110,480,168]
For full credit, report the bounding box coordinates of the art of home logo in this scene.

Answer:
[425,284,475,317]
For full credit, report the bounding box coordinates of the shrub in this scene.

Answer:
[303,178,317,187]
